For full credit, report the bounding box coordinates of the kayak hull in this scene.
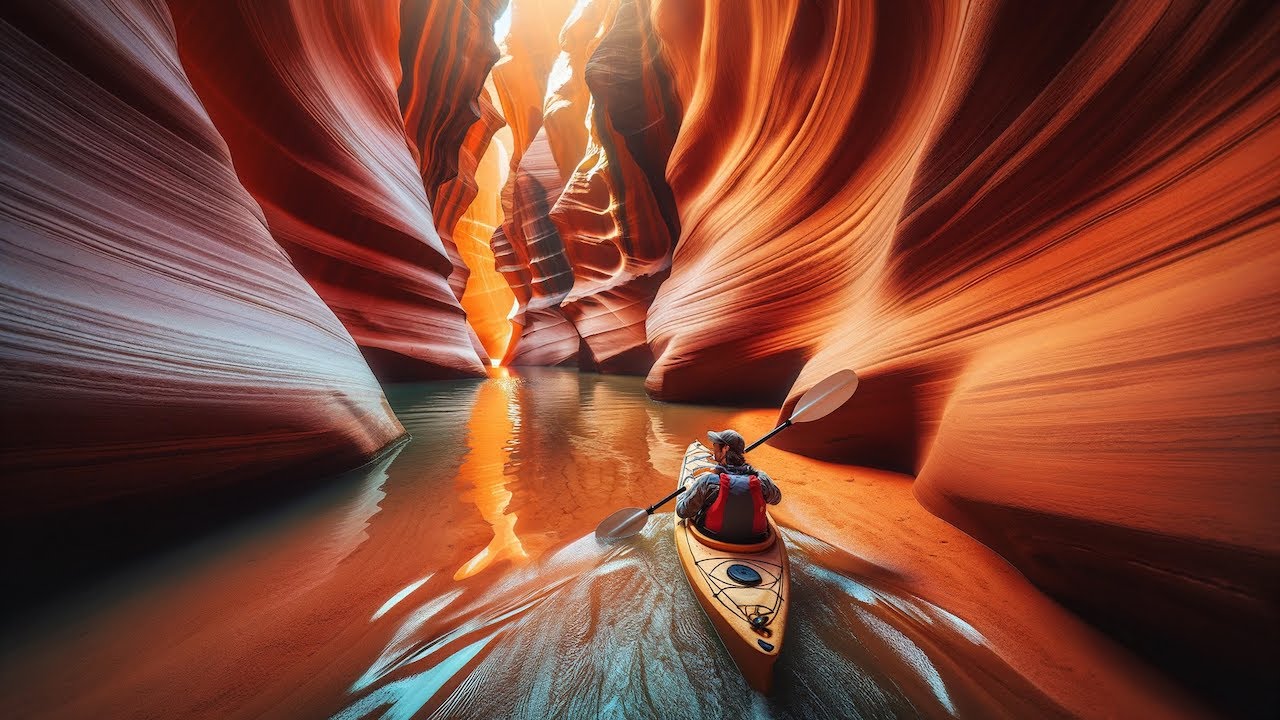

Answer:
[674,441,790,693]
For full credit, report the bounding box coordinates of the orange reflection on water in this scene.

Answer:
[454,368,528,580]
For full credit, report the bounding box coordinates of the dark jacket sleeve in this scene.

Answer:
[676,474,716,518]
[757,470,782,505]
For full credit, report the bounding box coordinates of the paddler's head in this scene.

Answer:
[708,429,746,466]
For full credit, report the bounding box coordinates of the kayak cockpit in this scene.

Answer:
[685,519,778,552]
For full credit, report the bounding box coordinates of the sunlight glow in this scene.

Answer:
[493,5,512,44]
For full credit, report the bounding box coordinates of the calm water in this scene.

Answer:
[0,369,1065,719]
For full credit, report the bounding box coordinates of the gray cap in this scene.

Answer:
[707,429,745,454]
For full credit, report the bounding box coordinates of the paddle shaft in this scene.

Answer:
[644,418,793,514]
[745,419,791,453]
[646,487,685,514]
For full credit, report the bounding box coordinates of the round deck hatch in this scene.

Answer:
[727,563,762,586]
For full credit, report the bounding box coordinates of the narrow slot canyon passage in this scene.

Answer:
[456,120,517,365]
[1,1,1276,719]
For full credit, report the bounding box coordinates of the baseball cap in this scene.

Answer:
[707,429,746,454]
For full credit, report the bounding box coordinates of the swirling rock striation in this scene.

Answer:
[168,0,485,381]
[553,0,682,374]
[400,0,507,203]
[644,0,963,403]
[400,0,506,304]
[499,131,581,366]
[490,0,579,172]
[637,0,1279,712]
[430,87,507,310]
[488,0,582,366]
[0,0,403,519]
[540,0,605,181]
[456,112,518,362]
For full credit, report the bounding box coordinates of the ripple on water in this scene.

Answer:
[335,519,1068,720]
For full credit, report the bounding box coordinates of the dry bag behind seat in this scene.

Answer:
[701,473,768,543]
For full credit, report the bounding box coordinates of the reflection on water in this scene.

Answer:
[0,369,1068,719]
[453,369,527,580]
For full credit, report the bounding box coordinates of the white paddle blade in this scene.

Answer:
[791,369,859,423]
[595,507,649,540]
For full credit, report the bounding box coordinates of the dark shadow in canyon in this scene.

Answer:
[0,448,399,629]
[648,346,809,406]
[928,497,1280,719]
[773,362,961,475]
[0,381,477,632]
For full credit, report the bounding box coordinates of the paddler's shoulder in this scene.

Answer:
[695,465,728,479]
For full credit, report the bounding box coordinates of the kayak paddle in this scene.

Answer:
[594,369,859,540]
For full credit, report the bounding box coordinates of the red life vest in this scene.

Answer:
[703,472,768,539]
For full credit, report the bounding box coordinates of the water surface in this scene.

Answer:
[0,369,1070,718]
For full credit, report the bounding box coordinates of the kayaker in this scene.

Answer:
[676,429,781,543]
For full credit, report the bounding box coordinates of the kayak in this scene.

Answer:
[674,440,790,693]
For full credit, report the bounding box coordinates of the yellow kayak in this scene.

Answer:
[674,441,790,693]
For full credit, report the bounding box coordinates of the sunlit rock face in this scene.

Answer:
[501,132,580,366]
[489,0,582,366]
[491,0,579,172]
[0,0,404,514]
[639,0,1278,709]
[541,0,603,182]
[554,0,682,374]
[488,0,682,372]
[453,96,518,363]
[400,0,506,203]
[400,0,506,304]
[167,0,486,381]
[644,0,963,403]
[430,88,505,307]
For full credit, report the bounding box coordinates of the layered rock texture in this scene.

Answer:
[0,0,403,514]
[637,0,1279,712]
[555,0,682,373]
[3,0,1276,713]
[401,0,506,324]
[485,0,681,370]
[401,0,506,205]
[500,131,582,366]
[168,0,486,380]
[488,0,581,366]
[454,105,518,363]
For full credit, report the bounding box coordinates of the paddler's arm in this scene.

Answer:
[757,470,782,505]
[675,476,713,518]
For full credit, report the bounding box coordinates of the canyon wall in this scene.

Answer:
[555,0,682,373]
[486,0,682,370]
[167,0,486,381]
[488,0,582,366]
[452,94,518,363]
[401,0,506,205]
[0,0,404,515]
[637,0,1279,712]
[401,0,506,320]
[647,0,965,403]
[2,0,1276,712]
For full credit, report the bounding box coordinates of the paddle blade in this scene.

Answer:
[791,369,860,423]
[595,507,649,540]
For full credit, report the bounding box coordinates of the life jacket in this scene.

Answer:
[702,472,768,542]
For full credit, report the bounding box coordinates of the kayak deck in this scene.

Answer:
[674,441,790,693]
